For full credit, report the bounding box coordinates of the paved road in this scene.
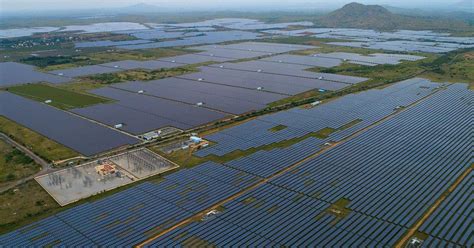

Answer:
[0,132,53,193]
[0,132,50,171]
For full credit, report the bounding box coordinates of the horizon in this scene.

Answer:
[0,0,470,14]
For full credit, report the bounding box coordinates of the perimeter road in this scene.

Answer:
[394,165,473,248]
[0,132,52,194]
[0,132,50,170]
[136,83,444,247]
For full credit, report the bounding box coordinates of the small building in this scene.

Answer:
[114,123,123,129]
[95,161,117,176]
[142,131,161,141]
[137,90,145,94]
[257,86,264,90]
[318,89,326,93]
[196,102,204,106]
[311,101,322,106]
[44,99,52,104]
[190,136,203,143]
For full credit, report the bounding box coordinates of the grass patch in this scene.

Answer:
[241,197,257,205]
[419,50,474,88]
[203,127,335,165]
[81,66,199,85]
[6,84,110,110]
[315,198,352,225]
[267,90,323,108]
[262,36,388,55]
[0,180,59,234]
[39,48,191,71]
[337,119,362,131]
[0,116,78,162]
[269,124,288,132]
[154,125,339,169]
[309,57,434,87]
[0,140,40,185]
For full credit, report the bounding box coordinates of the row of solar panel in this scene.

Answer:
[196,78,439,157]
[268,84,472,246]
[419,171,473,247]
[0,162,258,247]
[146,183,406,247]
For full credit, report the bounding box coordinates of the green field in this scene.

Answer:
[6,84,110,109]
[81,64,202,85]
[419,50,474,88]
[0,140,40,185]
[0,117,79,162]
[38,48,193,71]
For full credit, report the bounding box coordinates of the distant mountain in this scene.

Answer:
[455,0,473,9]
[118,3,170,13]
[317,2,471,31]
[384,5,474,25]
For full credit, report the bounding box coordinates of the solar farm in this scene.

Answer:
[0,14,473,247]
[1,78,472,247]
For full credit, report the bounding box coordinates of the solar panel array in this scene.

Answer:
[264,28,474,53]
[311,52,426,66]
[110,77,286,114]
[208,60,368,84]
[193,42,315,54]
[224,137,326,178]
[327,41,474,53]
[146,183,406,247]
[0,62,71,87]
[179,65,360,95]
[74,39,153,48]
[419,171,473,247]
[146,82,472,247]
[261,52,425,68]
[261,54,343,68]
[116,31,262,50]
[152,18,313,31]
[71,87,229,135]
[1,81,471,247]
[49,65,123,78]
[44,42,317,79]
[267,83,472,246]
[0,92,139,156]
[195,78,440,157]
[0,162,259,247]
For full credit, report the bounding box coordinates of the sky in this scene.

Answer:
[0,0,467,12]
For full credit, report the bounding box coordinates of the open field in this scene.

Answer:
[310,59,432,86]
[0,180,59,234]
[0,117,79,162]
[40,48,192,71]
[6,83,111,109]
[419,49,474,88]
[82,66,200,84]
[0,140,40,185]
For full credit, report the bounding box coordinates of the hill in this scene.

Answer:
[317,2,471,31]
